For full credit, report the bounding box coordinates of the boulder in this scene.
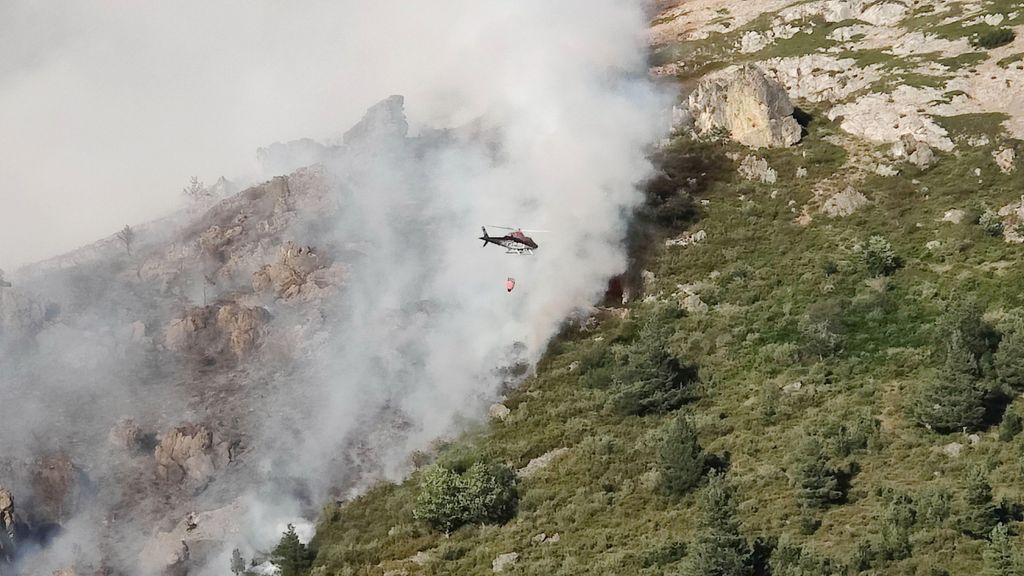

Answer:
[890,134,935,168]
[0,488,16,557]
[942,209,966,224]
[492,552,519,573]
[822,187,870,217]
[687,64,801,148]
[942,442,963,457]
[738,155,778,184]
[488,403,511,422]
[994,148,1017,174]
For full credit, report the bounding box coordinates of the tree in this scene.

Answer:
[413,461,517,534]
[660,411,706,495]
[795,437,844,509]
[911,330,988,433]
[995,320,1024,392]
[999,409,1022,441]
[230,548,246,575]
[875,494,915,562]
[116,225,135,255]
[271,524,314,576]
[982,523,1024,576]
[938,298,1000,371]
[863,236,901,276]
[962,467,1000,539]
[608,307,697,416]
[683,471,752,576]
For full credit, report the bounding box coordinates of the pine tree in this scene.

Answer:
[796,437,844,509]
[683,471,752,576]
[609,308,697,416]
[875,494,915,561]
[660,411,706,495]
[271,524,314,576]
[999,409,1022,441]
[962,467,1000,539]
[982,523,1024,576]
[230,548,245,575]
[995,320,1024,392]
[911,330,988,432]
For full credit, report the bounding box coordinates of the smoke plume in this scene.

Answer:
[0,1,669,573]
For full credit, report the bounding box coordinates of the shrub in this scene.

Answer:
[413,461,517,534]
[660,411,706,495]
[983,523,1024,575]
[863,236,902,276]
[979,209,1005,237]
[798,300,846,359]
[875,494,915,562]
[937,298,1000,366]
[974,27,1016,49]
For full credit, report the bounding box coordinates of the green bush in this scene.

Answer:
[875,494,915,562]
[983,523,1024,575]
[979,209,1005,237]
[413,461,517,534]
[863,236,902,276]
[660,411,706,495]
[973,27,1016,49]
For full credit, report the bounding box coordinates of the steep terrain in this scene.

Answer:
[297,1,1024,575]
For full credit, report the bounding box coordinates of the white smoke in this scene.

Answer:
[1,1,670,573]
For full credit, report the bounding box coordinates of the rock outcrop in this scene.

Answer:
[994,148,1017,174]
[687,64,801,148]
[252,242,341,301]
[0,488,16,559]
[738,155,778,184]
[108,418,143,452]
[164,303,268,359]
[343,95,408,146]
[891,134,935,168]
[154,424,229,485]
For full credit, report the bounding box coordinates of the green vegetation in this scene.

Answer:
[305,97,1024,574]
[973,27,1017,49]
[273,524,315,576]
[413,461,517,534]
[659,411,706,495]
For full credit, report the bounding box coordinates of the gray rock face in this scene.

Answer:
[343,95,408,146]
[154,424,229,485]
[688,64,801,148]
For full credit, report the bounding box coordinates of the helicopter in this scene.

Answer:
[479,226,543,255]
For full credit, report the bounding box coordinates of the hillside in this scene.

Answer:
[301,1,1024,575]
